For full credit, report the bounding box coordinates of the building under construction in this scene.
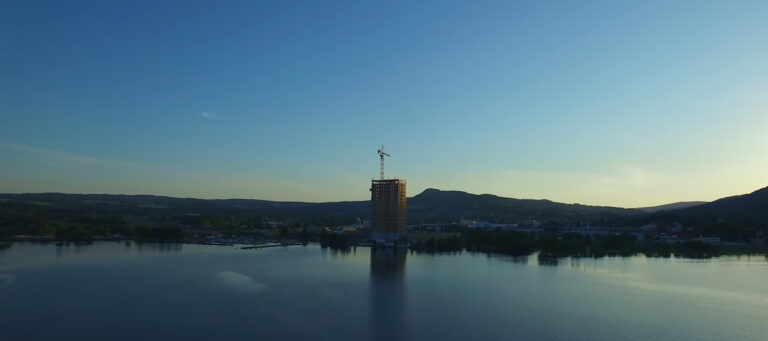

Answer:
[370,146,407,246]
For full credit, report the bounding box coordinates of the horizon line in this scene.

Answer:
[0,186,743,210]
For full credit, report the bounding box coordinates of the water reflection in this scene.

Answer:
[488,253,530,265]
[0,242,11,258]
[537,254,559,266]
[369,247,407,341]
[134,242,182,253]
[54,241,96,257]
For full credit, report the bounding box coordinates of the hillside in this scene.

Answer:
[2,186,766,235]
[0,189,645,229]
[408,189,643,224]
[648,186,768,241]
[636,201,706,213]
[669,186,768,220]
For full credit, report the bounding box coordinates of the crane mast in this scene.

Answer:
[377,145,390,180]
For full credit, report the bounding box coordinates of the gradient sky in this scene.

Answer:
[1,1,767,207]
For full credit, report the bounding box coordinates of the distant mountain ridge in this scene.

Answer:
[1,186,766,225]
[0,189,645,225]
[408,188,641,223]
[636,201,707,213]
[668,186,768,220]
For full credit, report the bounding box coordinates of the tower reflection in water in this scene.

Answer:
[369,247,407,341]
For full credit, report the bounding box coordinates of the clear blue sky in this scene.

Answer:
[1,0,767,207]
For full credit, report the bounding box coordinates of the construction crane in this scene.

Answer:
[377,145,390,180]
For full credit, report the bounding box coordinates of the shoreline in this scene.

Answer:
[2,237,766,259]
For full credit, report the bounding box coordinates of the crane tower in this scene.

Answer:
[370,146,406,247]
[377,146,390,180]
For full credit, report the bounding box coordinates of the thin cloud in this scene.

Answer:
[2,143,138,167]
[200,112,217,119]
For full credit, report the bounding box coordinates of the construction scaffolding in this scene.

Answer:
[370,179,407,244]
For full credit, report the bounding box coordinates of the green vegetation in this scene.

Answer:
[412,230,732,259]
[464,230,536,256]
[319,230,352,250]
[537,233,637,257]
[1,189,766,260]
[410,235,462,253]
[134,226,184,241]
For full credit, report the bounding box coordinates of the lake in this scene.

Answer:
[0,242,766,340]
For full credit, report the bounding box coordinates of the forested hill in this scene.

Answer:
[636,201,706,213]
[0,189,645,226]
[2,187,766,241]
[663,186,768,220]
[1,186,766,225]
[407,189,643,223]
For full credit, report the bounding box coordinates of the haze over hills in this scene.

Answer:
[636,202,707,213]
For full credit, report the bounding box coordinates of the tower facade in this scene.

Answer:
[370,179,407,245]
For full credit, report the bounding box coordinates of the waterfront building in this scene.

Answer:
[370,179,407,245]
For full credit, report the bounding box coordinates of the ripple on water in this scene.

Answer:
[0,274,15,289]
[215,270,266,292]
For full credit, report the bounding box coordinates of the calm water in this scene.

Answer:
[0,242,767,340]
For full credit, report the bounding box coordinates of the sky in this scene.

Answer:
[1,0,767,207]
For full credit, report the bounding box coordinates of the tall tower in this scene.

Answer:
[370,147,406,246]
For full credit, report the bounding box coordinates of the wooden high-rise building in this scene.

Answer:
[370,179,406,245]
